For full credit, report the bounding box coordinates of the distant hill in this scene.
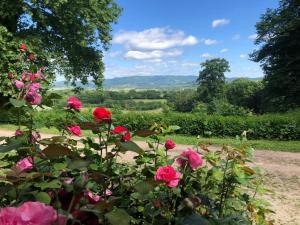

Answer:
[54,75,262,89]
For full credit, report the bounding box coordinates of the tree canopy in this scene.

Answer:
[197,58,230,103]
[0,0,122,88]
[251,0,300,111]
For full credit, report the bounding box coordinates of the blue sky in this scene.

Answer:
[104,0,278,79]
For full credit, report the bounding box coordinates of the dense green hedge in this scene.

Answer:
[0,109,299,140]
[112,112,300,140]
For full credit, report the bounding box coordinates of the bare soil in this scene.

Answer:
[0,129,299,224]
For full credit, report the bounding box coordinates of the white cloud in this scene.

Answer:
[212,19,230,28]
[232,34,241,40]
[201,53,214,58]
[220,48,229,53]
[124,49,183,60]
[239,54,247,58]
[248,34,258,40]
[203,39,219,45]
[113,27,198,50]
[109,50,122,57]
[182,61,199,67]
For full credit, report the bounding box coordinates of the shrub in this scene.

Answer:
[0,100,272,225]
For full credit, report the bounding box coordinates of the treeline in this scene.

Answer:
[167,78,263,115]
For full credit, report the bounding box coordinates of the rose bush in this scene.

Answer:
[0,46,273,225]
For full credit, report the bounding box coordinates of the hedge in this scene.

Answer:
[0,109,299,140]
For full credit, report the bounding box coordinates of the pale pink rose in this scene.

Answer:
[14,80,24,89]
[25,91,42,105]
[105,189,112,196]
[154,165,181,188]
[15,129,23,136]
[0,201,64,225]
[164,139,176,150]
[67,125,81,136]
[16,156,33,172]
[67,96,82,111]
[86,191,102,204]
[63,177,74,184]
[176,149,203,170]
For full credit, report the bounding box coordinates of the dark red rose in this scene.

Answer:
[28,53,35,61]
[112,125,131,141]
[93,107,112,123]
[20,43,27,51]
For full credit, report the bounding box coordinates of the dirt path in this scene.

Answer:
[0,129,299,224]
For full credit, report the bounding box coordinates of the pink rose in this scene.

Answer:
[86,191,102,204]
[67,125,81,136]
[67,96,82,111]
[0,201,64,225]
[30,131,41,143]
[0,207,19,224]
[28,83,40,92]
[25,91,42,105]
[154,165,181,188]
[14,80,24,89]
[16,156,33,172]
[21,72,32,81]
[176,149,203,170]
[165,139,176,150]
[15,129,23,136]
[105,189,112,196]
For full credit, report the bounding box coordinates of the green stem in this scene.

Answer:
[64,193,76,225]
[219,157,229,218]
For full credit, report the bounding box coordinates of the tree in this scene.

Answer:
[251,0,300,111]
[225,78,263,112]
[0,0,121,88]
[197,58,230,103]
[167,89,197,112]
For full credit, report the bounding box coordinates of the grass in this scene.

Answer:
[1,123,299,152]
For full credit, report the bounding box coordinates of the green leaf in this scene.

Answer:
[34,179,62,190]
[105,208,131,225]
[9,98,26,108]
[119,141,144,155]
[134,181,154,194]
[0,137,6,142]
[134,130,156,137]
[35,192,51,204]
[169,125,181,131]
[42,144,71,159]
[0,140,23,153]
[53,162,67,171]
[181,213,212,225]
[68,160,90,170]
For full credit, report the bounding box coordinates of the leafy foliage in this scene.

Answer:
[251,0,300,112]
[197,58,230,103]
[0,0,121,88]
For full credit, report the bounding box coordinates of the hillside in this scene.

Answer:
[54,75,262,89]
